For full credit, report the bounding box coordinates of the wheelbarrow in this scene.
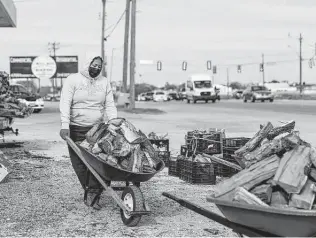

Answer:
[162,192,316,237]
[66,136,165,227]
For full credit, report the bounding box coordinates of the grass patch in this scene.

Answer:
[118,106,166,115]
[274,93,316,100]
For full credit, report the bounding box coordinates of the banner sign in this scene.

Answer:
[10,56,79,79]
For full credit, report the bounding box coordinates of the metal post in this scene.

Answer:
[101,0,107,77]
[262,53,265,85]
[129,0,136,109]
[226,68,229,98]
[110,48,115,82]
[299,33,303,96]
[122,0,131,92]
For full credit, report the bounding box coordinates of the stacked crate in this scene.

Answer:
[179,159,216,185]
[149,139,170,167]
[183,129,224,157]
[177,129,224,184]
[168,155,183,177]
[217,137,250,177]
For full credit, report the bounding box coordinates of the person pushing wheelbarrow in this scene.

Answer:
[59,55,118,210]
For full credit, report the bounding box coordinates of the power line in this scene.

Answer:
[104,10,126,41]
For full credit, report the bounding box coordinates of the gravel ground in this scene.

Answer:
[0,140,235,237]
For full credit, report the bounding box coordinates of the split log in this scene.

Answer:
[250,184,272,204]
[111,134,131,157]
[273,145,311,194]
[98,134,115,154]
[308,168,316,182]
[270,191,289,207]
[235,122,274,158]
[214,155,280,198]
[266,120,295,140]
[240,133,301,168]
[131,144,144,173]
[233,187,269,207]
[0,163,9,183]
[202,153,242,171]
[309,147,316,168]
[92,143,102,154]
[86,123,107,145]
[289,180,316,210]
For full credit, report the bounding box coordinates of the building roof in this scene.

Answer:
[0,0,16,27]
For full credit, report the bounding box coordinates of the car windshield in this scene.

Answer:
[252,86,268,91]
[146,92,154,96]
[156,92,164,95]
[19,86,28,93]
[194,81,212,88]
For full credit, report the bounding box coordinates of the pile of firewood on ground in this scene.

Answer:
[0,72,33,118]
[79,118,161,174]
[214,120,316,210]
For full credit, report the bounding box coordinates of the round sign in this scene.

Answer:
[31,56,57,79]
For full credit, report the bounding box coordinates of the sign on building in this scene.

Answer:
[10,56,79,79]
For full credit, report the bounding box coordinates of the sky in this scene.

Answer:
[1,0,316,87]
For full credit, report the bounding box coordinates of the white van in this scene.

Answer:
[185,74,218,103]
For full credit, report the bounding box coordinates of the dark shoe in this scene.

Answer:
[84,188,103,210]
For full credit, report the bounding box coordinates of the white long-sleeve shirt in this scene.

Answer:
[59,69,117,129]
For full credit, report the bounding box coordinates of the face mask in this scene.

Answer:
[88,67,102,78]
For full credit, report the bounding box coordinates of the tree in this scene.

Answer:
[230,82,246,90]
[164,82,178,91]
[127,83,158,95]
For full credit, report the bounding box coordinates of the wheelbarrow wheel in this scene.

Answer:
[120,185,144,227]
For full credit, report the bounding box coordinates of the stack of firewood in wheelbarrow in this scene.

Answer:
[79,118,162,174]
[212,120,316,210]
[0,97,33,118]
[0,73,33,118]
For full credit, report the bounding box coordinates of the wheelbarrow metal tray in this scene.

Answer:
[207,195,316,237]
[78,145,165,183]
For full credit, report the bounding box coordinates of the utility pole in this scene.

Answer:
[226,68,229,98]
[129,0,136,109]
[101,0,107,77]
[48,42,60,98]
[299,33,303,96]
[261,53,265,85]
[122,0,131,93]
[110,48,115,82]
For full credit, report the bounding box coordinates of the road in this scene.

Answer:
[10,99,316,151]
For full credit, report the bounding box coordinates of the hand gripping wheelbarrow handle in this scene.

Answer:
[162,192,277,237]
[65,136,131,214]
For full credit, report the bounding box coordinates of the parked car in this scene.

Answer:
[242,85,274,103]
[9,83,44,113]
[44,93,61,101]
[145,92,154,101]
[168,92,180,100]
[153,91,168,102]
[233,90,244,99]
[178,88,187,100]
[137,93,147,101]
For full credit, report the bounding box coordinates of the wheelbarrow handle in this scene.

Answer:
[65,136,131,214]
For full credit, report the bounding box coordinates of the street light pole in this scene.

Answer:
[122,0,131,93]
[299,33,303,96]
[129,0,136,109]
[110,48,115,82]
[101,0,107,77]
